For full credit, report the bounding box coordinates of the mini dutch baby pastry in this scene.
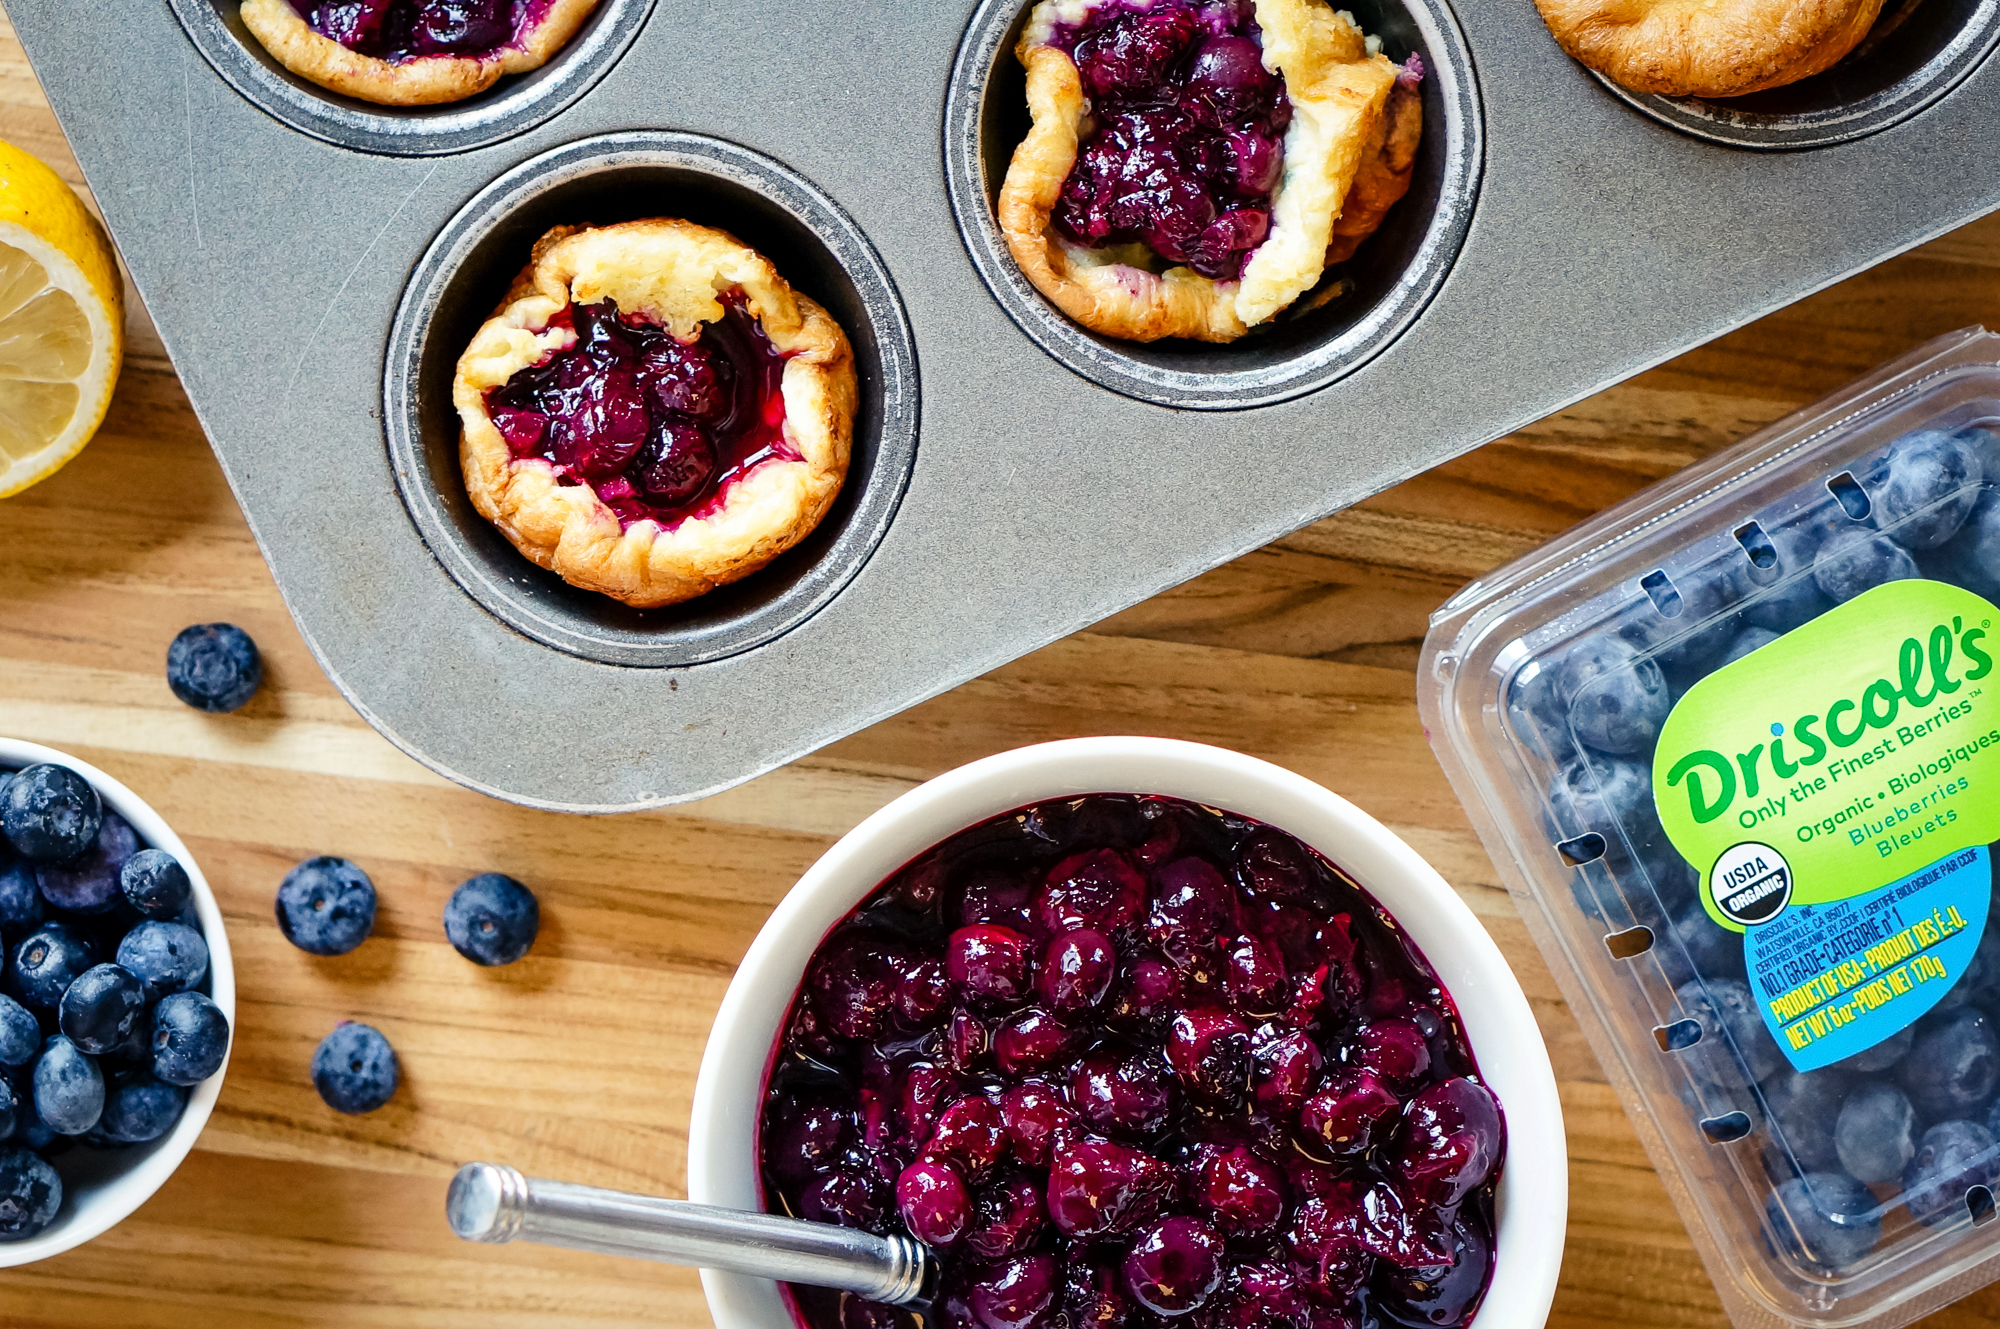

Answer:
[452,220,857,609]
[1000,0,1422,344]
[1533,0,1885,97]
[240,0,601,106]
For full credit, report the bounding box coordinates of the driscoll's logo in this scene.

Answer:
[1665,616,1991,826]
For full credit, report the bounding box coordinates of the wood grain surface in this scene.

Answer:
[5,13,2000,1325]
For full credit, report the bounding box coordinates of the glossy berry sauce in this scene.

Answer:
[760,794,1505,1329]
[289,0,552,61]
[484,296,795,531]
[1048,0,1292,281]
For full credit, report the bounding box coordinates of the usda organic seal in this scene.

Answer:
[1710,841,1793,926]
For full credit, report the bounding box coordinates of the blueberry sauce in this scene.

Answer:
[289,0,553,61]
[484,296,796,532]
[1048,0,1292,281]
[760,794,1505,1329]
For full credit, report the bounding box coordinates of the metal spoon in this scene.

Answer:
[446,1161,937,1310]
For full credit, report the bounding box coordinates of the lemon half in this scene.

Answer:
[0,139,123,498]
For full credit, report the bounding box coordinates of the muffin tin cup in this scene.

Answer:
[166,0,656,156]
[1590,0,2000,150]
[383,131,921,668]
[942,0,1483,410]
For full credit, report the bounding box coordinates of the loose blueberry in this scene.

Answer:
[1146,857,1237,963]
[1757,1069,1848,1178]
[967,1252,1058,1329]
[56,963,147,1056]
[1165,1007,1252,1100]
[1197,1146,1287,1238]
[1558,635,1670,756]
[1392,1077,1503,1207]
[0,861,41,941]
[991,1007,1081,1075]
[947,925,1036,1004]
[275,856,377,957]
[32,1035,103,1135]
[1,764,101,864]
[1834,1080,1916,1184]
[1898,1009,1999,1121]
[33,810,136,915]
[311,1020,397,1114]
[1036,928,1115,1012]
[0,997,38,1067]
[1035,849,1145,934]
[443,872,540,966]
[165,623,262,713]
[1373,1207,1494,1329]
[896,1158,972,1247]
[964,1170,1046,1260]
[115,920,209,999]
[1903,1120,1999,1227]
[151,991,229,1086]
[926,1095,1010,1180]
[97,1072,187,1144]
[1071,1046,1175,1137]
[119,849,192,919]
[1122,1215,1224,1315]
[1873,429,1982,549]
[1046,1139,1175,1237]
[1814,531,1919,604]
[0,1146,60,1240]
[6,921,97,1014]
[1299,1068,1398,1157]
[997,1080,1075,1168]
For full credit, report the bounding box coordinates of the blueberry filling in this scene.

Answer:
[289,0,551,61]
[484,296,795,532]
[1048,0,1292,281]
[761,794,1505,1329]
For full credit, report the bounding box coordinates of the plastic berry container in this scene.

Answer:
[685,736,1565,1329]
[1419,326,2000,1328]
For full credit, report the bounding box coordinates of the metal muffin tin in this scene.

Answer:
[9,0,2000,810]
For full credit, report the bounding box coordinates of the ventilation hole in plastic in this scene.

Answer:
[1605,926,1654,960]
[1970,1186,1997,1226]
[1656,1018,1704,1052]
[1734,521,1779,571]
[1700,1112,1753,1143]
[1558,833,1607,866]
[1827,472,1873,521]
[1638,569,1684,617]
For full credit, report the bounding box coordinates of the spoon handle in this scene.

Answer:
[447,1162,933,1307]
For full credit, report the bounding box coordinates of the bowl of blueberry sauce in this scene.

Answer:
[0,739,234,1265]
[688,738,1564,1329]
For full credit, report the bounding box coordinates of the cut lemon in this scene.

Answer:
[0,139,123,498]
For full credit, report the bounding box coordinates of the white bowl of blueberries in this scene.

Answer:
[688,737,1567,1329]
[0,739,233,1264]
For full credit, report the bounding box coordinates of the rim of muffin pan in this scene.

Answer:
[383,131,920,667]
[164,0,656,156]
[1591,0,2000,150]
[942,0,1484,412]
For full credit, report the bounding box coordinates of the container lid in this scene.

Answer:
[1420,327,2000,1328]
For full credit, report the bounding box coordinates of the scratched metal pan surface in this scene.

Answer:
[7,0,2000,811]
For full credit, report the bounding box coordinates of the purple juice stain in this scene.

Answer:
[1045,0,1291,281]
[484,294,796,533]
[759,794,1505,1329]
[289,0,558,63]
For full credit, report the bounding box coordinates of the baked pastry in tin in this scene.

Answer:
[453,220,856,609]
[1533,0,1885,98]
[240,0,601,106]
[1000,0,1422,344]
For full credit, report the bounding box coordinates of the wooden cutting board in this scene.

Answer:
[4,9,2000,1324]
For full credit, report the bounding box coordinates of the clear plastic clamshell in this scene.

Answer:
[1420,328,2000,1328]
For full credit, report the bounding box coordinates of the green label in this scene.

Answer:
[1654,579,2000,932]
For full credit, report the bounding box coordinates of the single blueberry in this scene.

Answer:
[1903,1119,1999,1227]
[1717,625,1780,669]
[1898,1009,1999,1121]
[1557,635,1671,756]
[1675,979,1785,1088]
[1760,1070,1848,1176]
[442,873,540,967]
[150,991,229,1087]
[1814,532,1919,605]
[1873,429,1982,550]
[0,1146,60,1241]
[165,623,262,713]
[35,809,137,914]
[1835,1024,1914,1076]
[97,1072,187,1143]
[6,921,97,1014]
[119,849,192,920]
[0,997,37,1067]
[0,862,40,941]
[275,856,376,956]
[32,1035,103,1135]
[1,764,101,863]
[311,1021,399,1115]
[1835,1080,1916,1184]
[1765,1172,1879,1271]
[1546,754,1665,874]
[115,920,209,999]
[56,963,147,1056]
[1936,485,2000,601]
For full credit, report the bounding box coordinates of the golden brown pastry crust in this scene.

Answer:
[1534,0,1884,98]
[452,220,857,610]
[240,0,601,107]
[1326,78,1420,266]
[998,0,1406,344]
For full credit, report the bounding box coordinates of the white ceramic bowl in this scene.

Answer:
[0,738,235,1265]
[688,737,1565,1329]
